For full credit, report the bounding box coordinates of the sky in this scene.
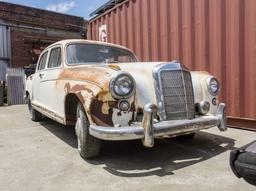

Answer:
[0,0,107,19]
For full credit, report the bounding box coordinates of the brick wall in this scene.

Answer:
[0,1,87,67]
[0,1,86,32]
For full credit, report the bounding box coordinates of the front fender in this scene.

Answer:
[63,81,102,125]
[191,71,219,115]
[63,81,135,127]
[89,90,135,127]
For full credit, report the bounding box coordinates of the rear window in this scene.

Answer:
[37,51,48,70]
[48,47,61,68]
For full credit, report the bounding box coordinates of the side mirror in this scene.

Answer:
[230,141,256,186]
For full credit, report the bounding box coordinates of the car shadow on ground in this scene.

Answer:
[40,118,236,177]
[40,119,77,148]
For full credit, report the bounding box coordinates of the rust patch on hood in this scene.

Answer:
[107,64,121,70]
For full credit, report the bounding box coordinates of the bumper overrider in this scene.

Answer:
[89,103,227,147]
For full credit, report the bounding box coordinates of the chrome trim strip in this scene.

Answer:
[31,103,65,124]
[180,70,189,119]
[142,103,157,147]
[216,103,227,131]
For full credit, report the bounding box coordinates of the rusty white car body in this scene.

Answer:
[26,39,227,159]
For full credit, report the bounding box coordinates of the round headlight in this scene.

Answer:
[207,77,220,96]
[110,72,135,99]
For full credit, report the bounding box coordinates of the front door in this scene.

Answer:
[39,46,64,121]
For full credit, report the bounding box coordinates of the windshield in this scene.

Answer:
[66,43,137,65]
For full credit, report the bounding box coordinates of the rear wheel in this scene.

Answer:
[27,95,42,122]
[75,103,101,159]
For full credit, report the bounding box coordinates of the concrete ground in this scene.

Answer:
[0,105,255,191]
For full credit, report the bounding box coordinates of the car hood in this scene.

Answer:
[60,62,164,88]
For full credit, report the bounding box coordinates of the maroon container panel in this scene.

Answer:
[89,0,256,122]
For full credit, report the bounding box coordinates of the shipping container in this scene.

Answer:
[88,0,256,130]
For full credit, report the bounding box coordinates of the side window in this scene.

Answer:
[38,51,48,70]
[48,47,61,68]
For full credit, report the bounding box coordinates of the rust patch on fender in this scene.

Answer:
[90,96,119,126]
[57,66,116,90]
[64,83,87,104]
[64,83,94,96]
[128,100,136,126]
[90,89,121,126]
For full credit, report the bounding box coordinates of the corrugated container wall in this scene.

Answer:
[88,0,256,128]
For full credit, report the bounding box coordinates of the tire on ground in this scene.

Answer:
[75,102,101,159]
[27,95,42,122]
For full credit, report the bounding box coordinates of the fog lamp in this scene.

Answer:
[119,100,130,111]
[197,101,210,115]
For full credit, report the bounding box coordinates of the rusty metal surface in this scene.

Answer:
[227,117,256,131]
[88,0,256,124]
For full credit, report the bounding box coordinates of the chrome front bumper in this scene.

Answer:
[89,103,227,147]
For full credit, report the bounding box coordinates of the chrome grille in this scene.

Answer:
[160,70,195,120]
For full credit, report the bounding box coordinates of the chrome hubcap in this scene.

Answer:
[75,111,82,152]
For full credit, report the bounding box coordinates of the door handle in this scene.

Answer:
[39,73,44,78]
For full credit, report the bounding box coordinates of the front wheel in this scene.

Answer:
[27,95,42,122]
[244,178,256,186]
[75,103,101,159]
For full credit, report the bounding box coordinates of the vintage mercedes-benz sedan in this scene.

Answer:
[26,39,227,159]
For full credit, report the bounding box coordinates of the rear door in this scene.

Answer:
[32,51,48,105]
